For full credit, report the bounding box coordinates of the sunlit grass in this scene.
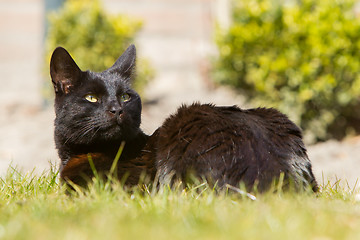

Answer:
[0,166,359,240]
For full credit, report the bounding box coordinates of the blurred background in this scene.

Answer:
[0,0,359,187]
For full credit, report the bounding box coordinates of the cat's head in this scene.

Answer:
[50,45,142,145]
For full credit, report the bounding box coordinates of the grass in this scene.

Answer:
[0,166,359,240]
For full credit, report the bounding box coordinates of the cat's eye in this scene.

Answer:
[121,93,131,102]
[84,94,98,103]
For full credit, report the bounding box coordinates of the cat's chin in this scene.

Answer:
[98,124,123,141]
[97,123,137,142]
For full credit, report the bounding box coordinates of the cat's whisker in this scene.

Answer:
[65,119,104,143]
[69,117,113,143]
[89,126,103,142]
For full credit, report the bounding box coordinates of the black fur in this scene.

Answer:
[50,45,318,192]
[156,104,317,191]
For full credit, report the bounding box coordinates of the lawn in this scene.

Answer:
[0,166,359,240]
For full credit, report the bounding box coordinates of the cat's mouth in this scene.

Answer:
[116,113,125,125]
[101,113,126,136]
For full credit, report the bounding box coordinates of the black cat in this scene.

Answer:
[50,45,318,192]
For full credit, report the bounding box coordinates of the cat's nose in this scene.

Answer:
[107,100,122,116]
[108,108,123,116]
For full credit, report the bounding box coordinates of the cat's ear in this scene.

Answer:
[50,47,82,94]
[108,44,136,81]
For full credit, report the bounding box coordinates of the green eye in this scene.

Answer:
[85,94,98,103]
[121,93,131,102]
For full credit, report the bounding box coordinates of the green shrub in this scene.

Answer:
[213,0,360,142]
[45,0,153,96]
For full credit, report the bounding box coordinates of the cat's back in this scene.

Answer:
[155,103,317,191]
[156,103,302,158]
